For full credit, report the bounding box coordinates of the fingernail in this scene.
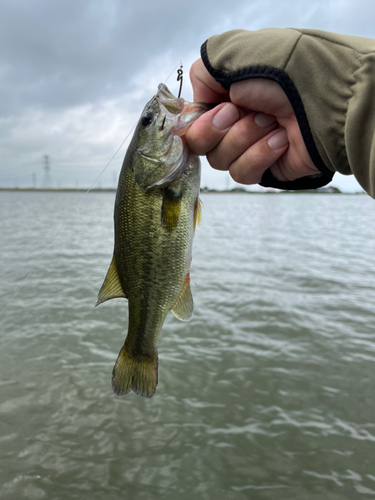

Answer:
[212,104,239,130]
[254,112,276,128]
[268,129,288,150]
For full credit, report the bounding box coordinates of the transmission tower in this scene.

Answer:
[42,155,52,188]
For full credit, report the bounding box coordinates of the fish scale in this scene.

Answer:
[96,85,207,398]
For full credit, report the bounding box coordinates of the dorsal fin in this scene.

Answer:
[171,278,194,321]
[193,197,203,233]
[96,254,126,306]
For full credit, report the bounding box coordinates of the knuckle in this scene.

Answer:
[229,167,242,183]
[232,117,254,145]
[228,164,244,184]
[230,168,253,184]
[229,157,263,185]
[186,127,208,155]
[206,150,228,171]
[189,59,201,81]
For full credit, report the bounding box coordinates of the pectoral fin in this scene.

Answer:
[96,254,126,306]
[171,278,194,321]
[193,197,203,233]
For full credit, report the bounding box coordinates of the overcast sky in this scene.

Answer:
[0,0,374,192]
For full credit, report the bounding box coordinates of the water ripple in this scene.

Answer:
[2,192,375,499]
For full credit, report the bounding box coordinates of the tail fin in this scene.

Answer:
[111,345,158,398]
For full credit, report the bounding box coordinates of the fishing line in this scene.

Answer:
[85,125,135,195]
[0,64,185,317]
[70,61,183,196]
[164,63,181,87]
[0,125,138,316]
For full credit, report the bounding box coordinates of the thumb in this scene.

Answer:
[185,102,241,156]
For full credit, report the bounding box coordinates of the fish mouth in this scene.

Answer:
[157,83,175,100]
[156,84,184,114]
[156,83,211,119]
[134,84,212,192]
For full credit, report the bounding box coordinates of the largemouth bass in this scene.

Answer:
[96,84,208,398]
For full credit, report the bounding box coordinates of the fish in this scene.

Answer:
[96,83,209,398]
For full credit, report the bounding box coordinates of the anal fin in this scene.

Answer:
[171,278,194,321]
[96,254,126,306]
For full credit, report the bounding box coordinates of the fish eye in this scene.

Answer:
[141,112,153,127]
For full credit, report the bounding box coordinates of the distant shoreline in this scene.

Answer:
[0,187,365,194]
[0,187,116,193]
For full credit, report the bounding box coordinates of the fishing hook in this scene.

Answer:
[177,65,183,98]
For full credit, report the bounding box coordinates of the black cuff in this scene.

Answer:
[259,169,334,190]
[201,40,334,191]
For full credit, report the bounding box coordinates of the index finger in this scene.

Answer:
[230,79,294,119]
[190,59,229,103]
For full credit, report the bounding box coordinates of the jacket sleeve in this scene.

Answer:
[201,28,375,196]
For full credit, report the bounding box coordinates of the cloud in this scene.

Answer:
[0,0,372,191]
[0,0,259,113]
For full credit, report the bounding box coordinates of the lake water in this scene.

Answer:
[1,191,375,500]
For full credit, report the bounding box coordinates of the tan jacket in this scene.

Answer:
[202,28,375,196]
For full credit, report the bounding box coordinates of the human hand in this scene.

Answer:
[185,59,320,185]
